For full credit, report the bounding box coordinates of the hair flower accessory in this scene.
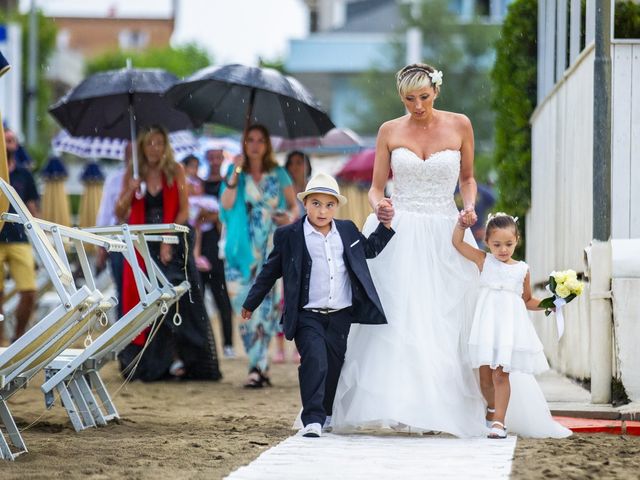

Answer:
[486,211,517,225]
[429,70,443,87]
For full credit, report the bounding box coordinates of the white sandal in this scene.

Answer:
[485,407,496,428]
[488,421,507,439]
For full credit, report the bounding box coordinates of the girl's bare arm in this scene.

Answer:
[523,270,544,310]
[452,222,485,270]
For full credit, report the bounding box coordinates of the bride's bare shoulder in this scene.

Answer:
[378,116,409,141]
[380,116,408,131]
[439,110,472,130]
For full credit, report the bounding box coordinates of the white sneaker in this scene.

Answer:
[322,416,332,433]
[300,423,322,438]
[223,346,236,358]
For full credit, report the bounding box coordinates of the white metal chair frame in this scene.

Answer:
[41,223,190,432]
[0,178,125,460]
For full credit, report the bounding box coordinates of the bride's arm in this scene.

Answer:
[458,115,478,226]
[369,123,393,223]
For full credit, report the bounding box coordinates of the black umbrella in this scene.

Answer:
[165,64,335,138]
[49,64,194,179]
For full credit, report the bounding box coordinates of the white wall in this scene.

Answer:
[611,43,640,239]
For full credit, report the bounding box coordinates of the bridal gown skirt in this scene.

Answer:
[331,210,488,438]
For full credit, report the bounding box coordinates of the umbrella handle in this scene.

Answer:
[135,181,146,200]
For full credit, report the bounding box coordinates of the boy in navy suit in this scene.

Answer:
[242,173,394,437]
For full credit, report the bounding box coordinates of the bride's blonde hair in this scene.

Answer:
[396,63,441,97]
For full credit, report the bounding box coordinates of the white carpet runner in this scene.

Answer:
[226,433,517,479]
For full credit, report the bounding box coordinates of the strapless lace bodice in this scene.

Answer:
[391,148,461,215]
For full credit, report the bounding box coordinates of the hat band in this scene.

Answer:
[306,186,340,196]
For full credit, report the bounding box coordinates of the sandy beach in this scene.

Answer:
[3,351,640,479]
[3,356,301,479]
[512,433,640,480]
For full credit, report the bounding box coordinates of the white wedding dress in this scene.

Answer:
[330,148,571,439]
[331,148,488,437]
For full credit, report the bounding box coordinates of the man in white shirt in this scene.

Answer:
[241,173,395,438]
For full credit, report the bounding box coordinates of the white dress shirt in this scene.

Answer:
[303,217,352,310]
[96,168,126,227]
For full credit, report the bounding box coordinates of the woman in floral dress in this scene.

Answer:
[220,124,299,387]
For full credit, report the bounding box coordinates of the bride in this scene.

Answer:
[330,63,488,437]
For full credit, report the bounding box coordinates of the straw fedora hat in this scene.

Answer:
[297,172,347,206]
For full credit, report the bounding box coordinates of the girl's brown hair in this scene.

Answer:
[485,212,520,242]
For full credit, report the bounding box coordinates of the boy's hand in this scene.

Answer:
[240,308,253,321]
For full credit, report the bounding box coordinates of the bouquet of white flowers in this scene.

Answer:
[539,269,584,338]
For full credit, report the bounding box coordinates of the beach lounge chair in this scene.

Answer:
[41,224,190,432]
[0,178,125,460]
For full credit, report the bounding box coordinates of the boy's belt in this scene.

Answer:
[305,308,343,315]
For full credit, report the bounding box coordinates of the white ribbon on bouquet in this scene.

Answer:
[553,297,567,339]
[545,284,567,339]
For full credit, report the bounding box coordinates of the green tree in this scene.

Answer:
[350,0,500,153]
[259,57,286,73]
[0,8,57,159]
[86,43,211,78]
[490,0,537,256]
[615,0,640,38]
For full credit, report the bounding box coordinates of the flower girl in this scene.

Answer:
[453,212,571,439]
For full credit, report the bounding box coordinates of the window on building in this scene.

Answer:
[449,0,463,16]
[118,29,149,50]
[310,10,319,32]
[56,29,70,49]
[476,0,490,16]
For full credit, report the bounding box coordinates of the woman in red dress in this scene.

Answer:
[115,125,221,381]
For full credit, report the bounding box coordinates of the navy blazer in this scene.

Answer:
[243,217,395,340]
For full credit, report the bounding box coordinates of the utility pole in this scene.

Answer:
[26,0,38,147]
[589,0,613,404]
[403,0,423,65]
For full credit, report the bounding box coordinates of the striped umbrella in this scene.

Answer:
[51,129,199,161]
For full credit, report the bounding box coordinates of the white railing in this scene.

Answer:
[531,1,640,398]
[529,46,594,379]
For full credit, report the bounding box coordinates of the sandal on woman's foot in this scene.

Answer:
[169,359,186,378]
[485,407,496,428]
[244,370,264,388]
[260,372,272,387]
[488,421,507,439]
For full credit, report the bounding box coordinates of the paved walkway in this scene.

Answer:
[225,433,517,479]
